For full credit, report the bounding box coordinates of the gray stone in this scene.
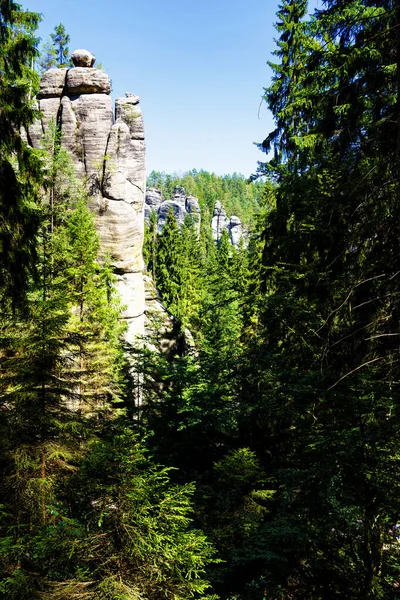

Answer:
[31,53,146,344]
[158,200,187,232]
[59,96,85,178]
[145,188,201,232]
[70,94,113,178]
[71,48,96,67]
[185,195,201,233]
[186,195,200,215]
[90,197,144,274]
[27,102,43,148]
[116,95,145,140]
[146,188,163,208]
[66,68,111,95]
[172,186,186,208]
[144,204,154,222]
[212,201,228,241]
[144,188,163,223]
[228,216,243,246]
[37,68,68,99]
[229,215,241,226]
[39,97,61,131]
[104,120,146,212]
[213,200,226,217]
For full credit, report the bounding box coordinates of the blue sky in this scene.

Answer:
[26,0,321,177]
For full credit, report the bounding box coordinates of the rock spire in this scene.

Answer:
[29,51,146,343]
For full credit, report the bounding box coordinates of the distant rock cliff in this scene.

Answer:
[211,201,243,246]
[145,187,201,233]
[145,189,243,246]
[29,49,145,343]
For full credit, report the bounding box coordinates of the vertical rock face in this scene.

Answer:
[228,216,243,246]
[29,52,146,343]
[211,201,228,241]
[211,202,243,246]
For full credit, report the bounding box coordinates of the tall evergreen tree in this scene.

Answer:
[259,0,310,176]
[242,1,400,597]
[0,0,42,306]
[50,23,70,68]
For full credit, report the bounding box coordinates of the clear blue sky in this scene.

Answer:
[26,0,321,178]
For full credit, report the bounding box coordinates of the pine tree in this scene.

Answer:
[155,209,182,316]
[64,427,218,600]
[50,23,70,68]
[258,0,310,177]
[0,124,125,597]
[244,1,400,596]
[0,0,42,306]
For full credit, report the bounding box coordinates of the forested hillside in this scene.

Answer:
[1,0,400,599]
[147,170,265,227]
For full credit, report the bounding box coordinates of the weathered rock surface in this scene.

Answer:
[228,215,243,246]
[145,186,201,234]
[66,68,111,95]
[212,202,243,246]
[29,53,146,343]
[211,201,228,241]
[186,195,201,224]
[37,68,68,98]
[157,200,187,231]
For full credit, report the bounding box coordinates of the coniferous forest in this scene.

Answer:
[1,0,400,598]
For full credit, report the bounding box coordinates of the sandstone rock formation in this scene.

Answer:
[211,201,228,240]
[144,186,201,233]
[227,215,243,246]
[145,191,243,246]
[29,55,146,343]
[71,48,96,67]
[211,201,243,246]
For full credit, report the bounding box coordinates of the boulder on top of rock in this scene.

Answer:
[213,200,227,217]
[229,215,241,227]
[71,48,96,67]
[66,68,111,95]
[37,68,68,99]
[124,92,140,104]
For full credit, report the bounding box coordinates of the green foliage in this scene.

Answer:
[0,93,217,600]
[38,23,71,72]
[244,0,400,597]
[70,428,218,600]
[147,170,264,228]
[50,23,70,68]
[3,1,400,599]
[0,0,42,306]
[37,41,57,73]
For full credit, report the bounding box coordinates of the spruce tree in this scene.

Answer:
[155,209,182,317]
[259,0,310,176]
[0,0,42,306]
[243,1,400,596]
[50,23,70,68]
